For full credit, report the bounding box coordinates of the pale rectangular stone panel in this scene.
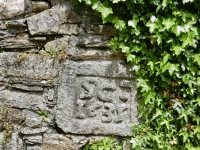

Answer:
[56,60,138,136]
[0,0,25,19]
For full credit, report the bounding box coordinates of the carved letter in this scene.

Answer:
[114,104,128,123]
[87,101,102,117]
[101,103,115,123]
[97,83,116,102]
[79,80,96,100]
[76,99,86,119]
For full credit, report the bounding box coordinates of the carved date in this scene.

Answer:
[75,79,132,123]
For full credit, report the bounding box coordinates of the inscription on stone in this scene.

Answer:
[0,0,24,19]
[56,61,139,136]
[75,78,132,124]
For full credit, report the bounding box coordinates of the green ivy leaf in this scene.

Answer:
[91,0,101,10]
[146,20,159,33]
[193,54,200,66]
[162,62,179,75]
[162,52,170,64]
[182,0,193,4]
[183,133,189,143]
[172,25,185,36]
[181,31,196,47]
[128,17,139,29]
[162,18,175,30]
[99,5,113,18]
[171,45,185,56]
[112,0,122,3]
[113,17,126,31]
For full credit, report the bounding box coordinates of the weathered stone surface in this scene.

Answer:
[0,21,6,29]
[79,7,102,23]
[0,53,60,80]
[7,19,27,27]
[21,127,49,134]
[0,107,23,130]
[0,0,25,19]
[32,1,50,13]
[0,30,15,40]
[10,84,44,91]
[22,109,43,128]
[24,135,43,144]
[30,36,46,41]
[27,8,81,35]
[0,132,24,150]
[78,35,111,48]
[85,24,117,36]
[27,146,42,150]
[0,0,139,148]
[44,36,70,52]
[0,90,46,110]
[75,60,133,78]
[42,134,78,150]
[56,60,138,136]
[0,38,37,49]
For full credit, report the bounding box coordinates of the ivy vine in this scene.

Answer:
[75,0,200,149]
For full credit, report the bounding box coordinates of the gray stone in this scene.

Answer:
[10,84,44,91]
[0,90,46,110]
[32,1,50,13]
[0,38,37,49]
[30,37,47,41]
[85,24,117,36]
[44,36,70,52]
[21,127,49,134]
[42,134,78,150]
[24,135,43,144]
[79,7,102,23]
[0,52,60,80]
[0,21,6,29]
[27,146,42,150]
[22,109,43,128]
[78,35,111,48]
[47,89,54,101]
[75,60,134,78]
[0,30,15,40]
[56,60,138,136]
[7,19,27,27]
[0,132,24,150]
[27,8,81,35]
[58,24,82,35]
[0,0,25,19]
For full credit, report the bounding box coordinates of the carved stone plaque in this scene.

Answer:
[0,0,25,19]
[56,60,138,136]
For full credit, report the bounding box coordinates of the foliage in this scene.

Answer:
[75,0,200,149]
[40,48,66,63]
[83,136,122,150]
[37,110,51,121]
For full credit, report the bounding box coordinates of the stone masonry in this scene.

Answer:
[0,0,138,149]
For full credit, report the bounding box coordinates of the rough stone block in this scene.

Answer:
[78,35,111,48]
[56,60,138,136]
[0,52,60,80]
[0,0,25,19]
[32,1,50,13]
[42,134,78,150]
[24,135,43,144]
[27,8,81,35]
[85,24,117,36]
[0,90,46,110]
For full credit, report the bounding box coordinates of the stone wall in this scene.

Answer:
[0,0,138,149]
